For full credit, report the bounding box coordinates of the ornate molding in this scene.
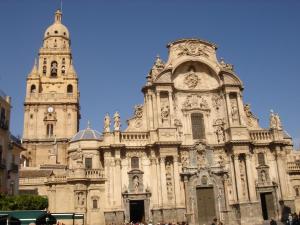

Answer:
[182,94,210,112]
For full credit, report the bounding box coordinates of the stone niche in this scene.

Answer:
[128,169,144,193]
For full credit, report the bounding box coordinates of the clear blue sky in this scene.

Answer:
[0,0,299,148]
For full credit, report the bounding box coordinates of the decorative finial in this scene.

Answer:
[54,9,62,23]
[87,120,91,129]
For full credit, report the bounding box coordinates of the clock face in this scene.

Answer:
[48,107,54,113]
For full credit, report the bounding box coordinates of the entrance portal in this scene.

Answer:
[196,187,216,225]
[260,192,275,220]
[130,200,145,223]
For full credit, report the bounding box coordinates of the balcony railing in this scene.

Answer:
[287,162,300,173]
[120,132,149,146]
[249,130,272,142]
[85,169,105,179]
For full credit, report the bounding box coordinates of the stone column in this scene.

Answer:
[147,93,154,129]
[157,91,162,127]
[245,153,256,202]
[168,91,174,126]
[277,151,289,198]
[183,176,192,224]
[151,157,159,208]
[173,156,181,207]
[160,156,168,206]
[233,154,243,202]
[156,157,162,207]
[114,158,122,208]
[230,155,238,202]
[152,93,158,129]
[225,93,232,127]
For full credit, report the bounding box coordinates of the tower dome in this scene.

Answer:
[70,123,102,142]
[44,10,70,40]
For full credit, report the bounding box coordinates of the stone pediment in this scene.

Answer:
[154,71,172,83]
[125,104,147,132]
[222,73,243,87]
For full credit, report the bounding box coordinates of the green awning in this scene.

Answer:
[0,211,56,225]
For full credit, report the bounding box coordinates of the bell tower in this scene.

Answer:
[22,10,80,166]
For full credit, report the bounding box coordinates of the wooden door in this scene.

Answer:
[196,187,216,225]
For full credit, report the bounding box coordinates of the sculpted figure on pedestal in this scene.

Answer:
[103,113,111,132]
[113,111,121,131]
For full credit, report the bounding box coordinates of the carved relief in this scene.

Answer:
[165,160,174,199]
[184,72,199,89]
[134,105,143,118]
[212,94,223,111]
[75,191,86,208]
[126,151,146,158]
[175,41,210,57]
[180,151,189,167]
[215,126,225,143]
[182,94,209,111]
[161,105,170,119]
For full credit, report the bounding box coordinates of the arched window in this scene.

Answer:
[258,153,265,166]
[131,157,139,169]
[61,65,65,75]
[191,113,205,140]
[67,84,73,93]
[50,61,58,77]
[30,85,36,93]
[46,124,54,137]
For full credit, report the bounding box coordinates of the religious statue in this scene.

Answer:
[133,176,139,192]
[231,104,239,124]
[103,113,111,132]
[215,126,225,143]
[51,61,58,75]
[113,111,121,131]
[270,110,282,130]
[261,170,267,182]
[49,136,58,155]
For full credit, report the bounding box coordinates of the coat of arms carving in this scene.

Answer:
[176,41,209,57]
[184,72,199,89]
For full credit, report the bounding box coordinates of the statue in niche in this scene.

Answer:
[215,126,225,143]
[231,104,239,124]
[77,192,85,206]
[181,151,189,167]
[241,177,246,196]
[113,111,121,131]
[261,170,267,182]
[51,61,58,76]
[133,176,139,192]
[103,113,111,132]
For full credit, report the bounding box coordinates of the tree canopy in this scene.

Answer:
[0,194,48,210]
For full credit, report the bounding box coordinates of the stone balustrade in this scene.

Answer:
[249,129,272,142]
[85,169,105,179]
[19,177,46,185]
[287,162,300,173]
[121,132,149,146]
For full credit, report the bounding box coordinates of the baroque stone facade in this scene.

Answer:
[20,10,299,225]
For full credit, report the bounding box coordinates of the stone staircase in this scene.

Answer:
[260,221,284,225]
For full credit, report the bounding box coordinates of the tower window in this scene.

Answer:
[191,113,205,140]
[46,124,54,137]
[50,61,58,77]
[54,30,58,34]
[30,85,36,93]
[131,157,139,169]
[43,66,47,75]
[67,84,73,93]
[62,66,65,75]
[43,58,47,64]
[85,158,92,169]
[62,58,65,64]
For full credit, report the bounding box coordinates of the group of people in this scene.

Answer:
[125,219,223,225]
[278,212,300,225]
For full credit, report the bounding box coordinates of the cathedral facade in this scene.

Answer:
[20,10,300,225]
